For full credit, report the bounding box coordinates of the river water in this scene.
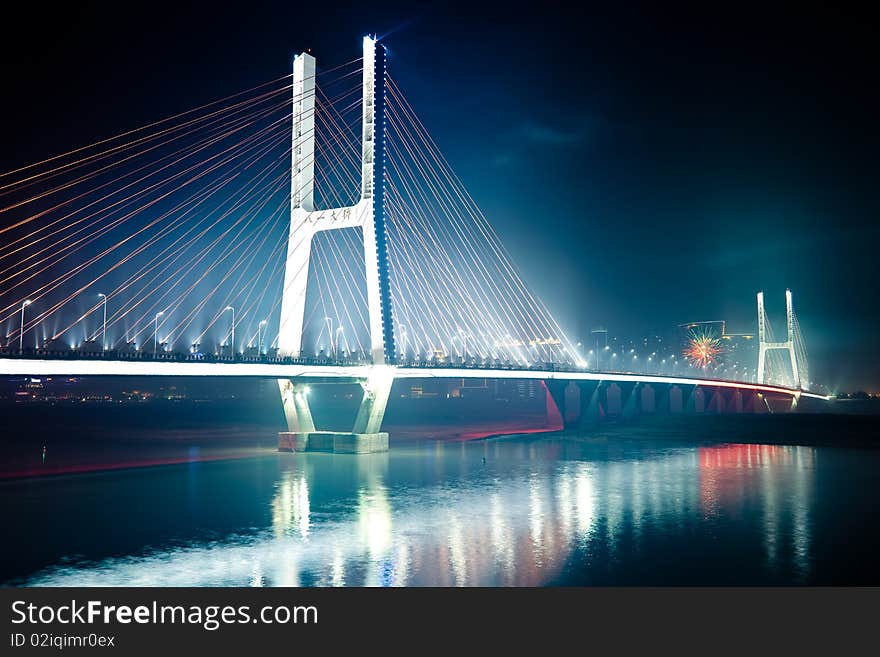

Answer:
[3,435,879,585]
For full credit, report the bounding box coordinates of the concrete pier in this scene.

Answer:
[279,431,389,454]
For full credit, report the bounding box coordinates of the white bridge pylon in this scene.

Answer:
[277,36,393,364]
[757,289,800,389]
[276,37,394,438]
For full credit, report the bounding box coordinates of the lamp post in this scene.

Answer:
[323,317,333,356]
[154,311,164,357]
[258,320,267,355]
[98,293,107,352]
[591,328,608,370]
[225,306,235,357]
[335,326,344,359]
[19,299,31,352]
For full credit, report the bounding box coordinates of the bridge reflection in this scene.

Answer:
[24,439,818,586]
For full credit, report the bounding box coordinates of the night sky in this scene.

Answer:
[2,2,877,390]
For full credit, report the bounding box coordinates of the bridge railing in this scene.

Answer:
[0,347,730,376]
[0,346,831,394]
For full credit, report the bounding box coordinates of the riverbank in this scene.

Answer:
[531,412,880,448]
[0,398,555,479]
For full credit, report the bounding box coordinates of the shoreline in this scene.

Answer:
[483,413,880,449]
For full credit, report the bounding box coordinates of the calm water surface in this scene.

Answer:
[3,436,879,585]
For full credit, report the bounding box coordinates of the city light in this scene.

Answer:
[154,312,164,357]
[19,300,32,352]
[225,306,235,355]
[97,293,107,352]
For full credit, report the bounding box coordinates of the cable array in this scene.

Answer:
[0,60,367,357]
[0,55,581,366]
[383,75,580,364]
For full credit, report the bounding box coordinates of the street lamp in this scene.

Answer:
[225,306,235,357]
[335,326,345,359]
[98,293,107,352]
[323,317,334,356]
[154,311,164,356]
[19,300,31,352]
[258,320,267,355]
[451,334,464,360]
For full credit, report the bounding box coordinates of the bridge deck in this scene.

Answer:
[0,358,828,400]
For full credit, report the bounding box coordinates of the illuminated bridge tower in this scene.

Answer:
[275,36,394,453]
[278,35,394,364]
[756,289,800,389]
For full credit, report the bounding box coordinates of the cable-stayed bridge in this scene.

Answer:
[0,37,826,451]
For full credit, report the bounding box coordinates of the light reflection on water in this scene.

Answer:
[9,437,853,586]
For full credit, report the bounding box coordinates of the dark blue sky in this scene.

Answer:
[2,1,877,390]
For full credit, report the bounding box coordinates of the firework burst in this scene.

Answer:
[684,330,723,368]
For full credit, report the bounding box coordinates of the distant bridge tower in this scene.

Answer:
[277,36,395,364]
[756,289,800,388]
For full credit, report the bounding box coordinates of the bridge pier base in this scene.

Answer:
[279,431,389,454]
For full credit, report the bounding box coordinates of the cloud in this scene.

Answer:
[492,152,518,167]
[518,113,606,147]
[491,114,607,167]
[520,122,586,145]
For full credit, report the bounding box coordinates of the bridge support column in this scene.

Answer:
[606,383,622,417]
[548,380,603,431]
[669,385,683,413]
[745,390,768,414]
[708,387,724,414]
[353,367,394,434]
[581,381,603,427]
[546,380,569,429]
[278,367,393,454]
[622,382,640,418]
[640,383,656,414]
[278,380,316,451]
[729,389,744,413]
